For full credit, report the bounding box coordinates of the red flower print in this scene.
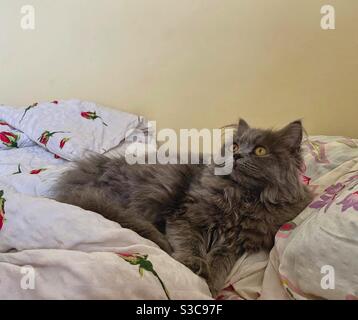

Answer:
[0,131,19,148]
[0,190,6,231]
[216,285,243,300]
[38,131,67,146]
[276,222,297,239]
[118,252,132,257]
[38,131,51,145]
[117,252,170,300]
[301,175,311,185]
[81,111,108,126]
[280,223,296,232]
[81,111,91,120]
[59,137,70,149]
[54,154,61,159]
[30,168,47,175]
[299,162,311,185]
[52,100,59,104]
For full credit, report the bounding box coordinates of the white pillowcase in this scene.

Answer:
[0,100,141,160]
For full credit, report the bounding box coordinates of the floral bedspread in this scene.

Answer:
[260,135,358,300]
[0,101,212,299]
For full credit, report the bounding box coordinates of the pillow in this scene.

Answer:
[0,100,142,160]
[0,119,35,149]
[267,136,358,300]
[301,135,358,183]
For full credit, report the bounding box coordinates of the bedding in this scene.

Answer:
[0,119,34,149]
[0,100,214,299]
[260,136,358,300]
[0,101,357,299]
[0,100,142,160]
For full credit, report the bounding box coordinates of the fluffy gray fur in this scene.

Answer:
[53,119,313,296]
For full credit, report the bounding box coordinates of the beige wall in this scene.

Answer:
[0,0,357,137]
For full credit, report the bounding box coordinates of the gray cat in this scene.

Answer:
[53,119,313,296]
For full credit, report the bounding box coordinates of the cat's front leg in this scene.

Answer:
[239,224,275,253]
[206,248,237,297]
[166,219,211,282]
[117,214,173,254]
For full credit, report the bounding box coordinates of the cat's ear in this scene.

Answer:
[237,118,250,136]
[278,120,303,151]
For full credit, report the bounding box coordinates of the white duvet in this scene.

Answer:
[0,101,213,299]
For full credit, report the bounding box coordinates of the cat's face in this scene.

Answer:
[229,119,303,192]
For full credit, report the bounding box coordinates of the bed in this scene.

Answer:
[0,100,357,300]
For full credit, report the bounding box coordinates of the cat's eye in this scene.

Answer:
[230,143,239,152]
[254,146,267,156]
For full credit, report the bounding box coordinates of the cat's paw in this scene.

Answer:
[206,278,222,298]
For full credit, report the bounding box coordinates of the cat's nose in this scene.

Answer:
[233,153,242,160]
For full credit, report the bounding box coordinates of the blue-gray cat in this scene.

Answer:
[54,119,312,296]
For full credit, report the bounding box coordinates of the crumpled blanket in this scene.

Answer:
[0,101,213,299]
